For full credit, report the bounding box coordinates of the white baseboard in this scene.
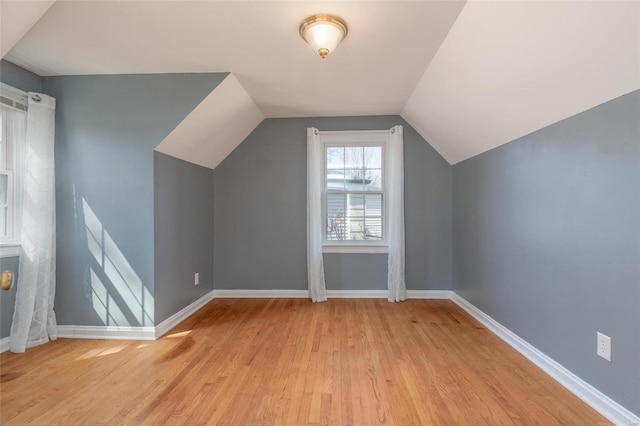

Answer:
[155,291,215,338]
[327,289,387,298]
[57,325,156,341]
[212,289,453,299]
[213,289,309,298]
[0,336,10,353]
[214,289,389,299]
[407,290,452,299]
[450,292,640,426]
[55,291,216,341]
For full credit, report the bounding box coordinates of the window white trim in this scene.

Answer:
[317,129,392,253]
[0,100,26,245]
[0,83,28,112]
[0,169,15,240]
[317,129,390,144]
[0,242,21,258]
[323,244,388,254]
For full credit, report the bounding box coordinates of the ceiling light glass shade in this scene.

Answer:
[300,14,348,59]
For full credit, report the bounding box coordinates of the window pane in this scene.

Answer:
[0,110,3,168]
[364,146,382,168]
[0,174,7,205]
[345,169,364,191]
[365,194,382,240]
[347,194,364,217]
[326,193,346,240]
[0,206,6,237]
[364,169,382,191]
[348,194,366,240]
[324,143,385,243]
[348,218,365,240]
[326,169,345,190]
[326,147,344,169]
[345,146,363,169]
[364,194,382,216]
[365,217,382,240]
[0,174,7,237]
[327,193,346,217]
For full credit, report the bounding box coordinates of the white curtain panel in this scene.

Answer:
[387,125,407,302]
[10,93,57,353]
[306,128,327,302]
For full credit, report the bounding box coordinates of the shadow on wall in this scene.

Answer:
[74,185,154,327]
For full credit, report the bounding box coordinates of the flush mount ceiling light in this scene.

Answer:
[299,14,348,59]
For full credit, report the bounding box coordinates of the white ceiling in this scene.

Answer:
[2,1,639,166]
[3,1,464,118]
[0,0,55,58]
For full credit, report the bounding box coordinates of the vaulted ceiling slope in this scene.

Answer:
[155,73,264,170]
[0,0,55,58]
[402,0,640,164]
[2,1,639,167]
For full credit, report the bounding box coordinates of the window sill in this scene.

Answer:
[323,245,388,254]
[0,243,21,258]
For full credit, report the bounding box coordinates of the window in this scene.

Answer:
[0,83,28,249]
[318,130,391,253]
[325,145,384,241]
[0,107,12,239]
[307,126,404,299]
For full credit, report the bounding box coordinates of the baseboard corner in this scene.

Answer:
[155,290,215,339]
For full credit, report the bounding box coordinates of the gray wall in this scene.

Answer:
[453,90,640,415]
[323,254,388,290]
[0,257,19,339]
[0,60,42,338]
[42,73,226,326]
[213,116,452,291]
[154,152,214,323]
[0,59,42,93]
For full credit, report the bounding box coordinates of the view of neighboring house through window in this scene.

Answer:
[325,145,383,241]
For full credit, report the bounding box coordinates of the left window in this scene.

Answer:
[0,83,28,246]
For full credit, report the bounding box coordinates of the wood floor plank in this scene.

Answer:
[0,299,610,425]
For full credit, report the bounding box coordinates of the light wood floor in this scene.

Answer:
[1,299,608,425]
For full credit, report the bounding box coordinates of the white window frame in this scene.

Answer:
[319,130,391,254]
[0,83,27,257]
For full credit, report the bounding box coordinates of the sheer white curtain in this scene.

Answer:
[307,128,327,302]
[387,125,406,302]
[10,93,57,353]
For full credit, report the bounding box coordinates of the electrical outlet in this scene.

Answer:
[194,272,199,285]
[597,332,611,361]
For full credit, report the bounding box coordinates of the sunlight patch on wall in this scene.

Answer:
[82,197,154,326]
[89,267,129,327]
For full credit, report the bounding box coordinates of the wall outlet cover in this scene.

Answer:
[194,272,199,285]
[597,332,611,361]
